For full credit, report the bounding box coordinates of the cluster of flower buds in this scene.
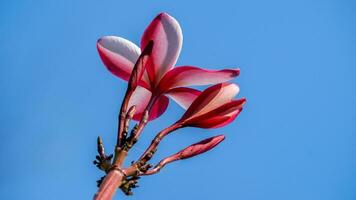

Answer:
[93,12,246,200]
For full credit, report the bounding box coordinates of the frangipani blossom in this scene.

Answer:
[97,13,239,121]
[93,12,247,200]
[178,83,246,128]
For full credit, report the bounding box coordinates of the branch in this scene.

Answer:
[136,123,182,168]
[94,41,154,200]
[143,135,225,175]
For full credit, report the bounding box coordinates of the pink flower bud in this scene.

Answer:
[178,83,246,128]
[144,135,225,175]
[177,134,226,159]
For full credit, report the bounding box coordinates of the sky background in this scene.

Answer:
[0,0,355,199]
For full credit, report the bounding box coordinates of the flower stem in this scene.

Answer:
[93,169,125,200]
[138,123,182,164]
[114,93,158,166]
[94,93,159,199]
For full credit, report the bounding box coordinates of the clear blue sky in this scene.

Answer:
[0,0,355,199]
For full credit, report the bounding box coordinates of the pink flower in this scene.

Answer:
[177,83,246,128]
[97,13,239,121]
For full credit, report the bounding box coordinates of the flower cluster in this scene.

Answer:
[93,12,246,200]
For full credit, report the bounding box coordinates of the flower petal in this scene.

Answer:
[165,87,201,109]
[97,36,150,88]
[191,109,242,129]
[128,86,169,121]
[158,66,240,91]
[181,83,240,121]
[127,41,153,90]
[141,12,183,85]
[185,99,246,128]
[148,95,169,121]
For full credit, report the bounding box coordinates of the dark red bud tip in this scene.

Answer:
[179,134,225,159]
[233,68,240,76]
[143,40,154,55]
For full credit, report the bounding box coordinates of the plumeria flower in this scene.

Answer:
[97,12,239,121]
[177,83,246,128]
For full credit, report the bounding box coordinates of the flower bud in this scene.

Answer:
[178,83,246,128]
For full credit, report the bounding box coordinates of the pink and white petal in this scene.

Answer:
[97,36,140,79]
[204,98,246,118]
[147,95,169,121]
[141,12,183,84]
[186,99,246,128]
[97,36,150,87]
[191,109,242,129]
[158,66,240,91]
[128,86,169,121]
[181,83,240,120]
[165,87,201,109]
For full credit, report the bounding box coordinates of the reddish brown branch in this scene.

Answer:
[131,94,156,141]
[138,123,182,164]
[141,157,174,175]
[114,94,157,167]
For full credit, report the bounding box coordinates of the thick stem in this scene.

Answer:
[114,148,128,167]
[93,169,125,200]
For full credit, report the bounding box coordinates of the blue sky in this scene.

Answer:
[0,0,355,199]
